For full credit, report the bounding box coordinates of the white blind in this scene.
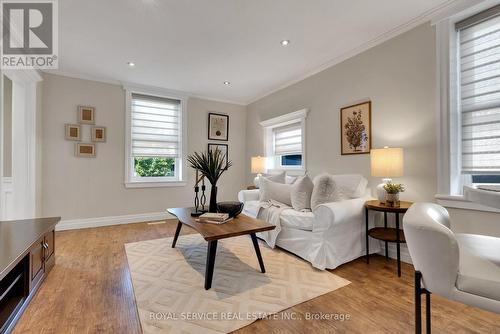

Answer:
[273,123,302,156]
[459,14,500,174]
[131,93,181,158]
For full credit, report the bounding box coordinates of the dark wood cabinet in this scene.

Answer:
[0,217,60,334]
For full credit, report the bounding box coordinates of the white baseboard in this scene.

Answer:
[56,211,175,231]
[377,242,413,264]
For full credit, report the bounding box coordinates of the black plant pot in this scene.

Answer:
[209,185,218,212]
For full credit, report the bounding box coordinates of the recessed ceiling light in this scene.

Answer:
[280,40,290,46]
[127,62,135,67]
[223,81,230,85]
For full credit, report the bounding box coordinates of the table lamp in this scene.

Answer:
[371,147,404,203]
[251,156,266,187]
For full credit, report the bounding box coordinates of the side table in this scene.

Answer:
[365,200,413,277]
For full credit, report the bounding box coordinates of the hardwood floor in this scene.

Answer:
[13,220,500,333]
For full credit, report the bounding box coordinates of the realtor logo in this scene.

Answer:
[1,0,58,69]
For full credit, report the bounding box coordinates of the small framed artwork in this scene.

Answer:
[208,143,228,169]
[340,101,372,155]
[75,143,96,158]
[78,106,95,124]
[92,126,106,142]
[65,124,81,141]
[208,113,229,141]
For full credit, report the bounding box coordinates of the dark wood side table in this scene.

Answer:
[365,200,413,277]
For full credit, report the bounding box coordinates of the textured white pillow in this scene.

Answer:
[286,175,298,184]
[259,177,292,206]
[291,175,314,210]
[331,174,368,198]
[311,173,341,209]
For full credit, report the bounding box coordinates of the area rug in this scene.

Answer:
[125,234,350,334]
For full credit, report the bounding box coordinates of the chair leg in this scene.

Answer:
[415,271,431,334]
[415,271,422,334]
[426,292,431,334]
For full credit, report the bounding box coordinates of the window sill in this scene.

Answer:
[125,181,187,189]
[435,194,500,213]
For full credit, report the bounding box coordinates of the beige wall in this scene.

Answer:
[41,73,246,220]
[246,23,500,236]
[247,24,437,203]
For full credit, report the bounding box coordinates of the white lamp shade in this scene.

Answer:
[251,156,266,174]
[371,147,404,177]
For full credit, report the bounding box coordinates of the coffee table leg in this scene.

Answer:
[250,233,266,273]
[205,240,218,290]
[171,221,182,248]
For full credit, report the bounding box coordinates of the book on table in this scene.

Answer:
[197,213,232,224]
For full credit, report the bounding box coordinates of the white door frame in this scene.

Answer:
[1,69,42,219]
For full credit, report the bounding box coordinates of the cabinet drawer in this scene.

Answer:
[30,236,44,289]
[45,230,55,261]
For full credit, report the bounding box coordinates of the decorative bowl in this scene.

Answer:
[217,201,244,218]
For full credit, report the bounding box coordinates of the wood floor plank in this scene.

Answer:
[12,220,500,333]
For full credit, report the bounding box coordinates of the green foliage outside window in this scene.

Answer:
[134,157,175,177]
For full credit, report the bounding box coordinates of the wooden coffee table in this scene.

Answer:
[167,207,275,290]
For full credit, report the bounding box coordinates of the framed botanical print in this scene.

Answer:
[65,124,81,141]
[92,126,106,142]
[78,106,95,124]
[208,113,229,141]
[75,143,96,157]
[208,143,228,169]
[340,101,371,155]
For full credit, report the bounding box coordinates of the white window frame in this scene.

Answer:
[435,1,500,213]
[123,84,187,188]
[260,109,308,173]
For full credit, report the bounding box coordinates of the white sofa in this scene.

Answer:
[238,174,380,270]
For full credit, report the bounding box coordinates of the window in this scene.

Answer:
[125,89,186,187]
[273,123,303,167]
[260,109,308,171]
[457,9,500,184]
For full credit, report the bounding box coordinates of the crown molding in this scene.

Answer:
[43,70,246,106]
[245,0,476,105]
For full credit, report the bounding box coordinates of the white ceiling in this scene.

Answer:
[53,0,462,104]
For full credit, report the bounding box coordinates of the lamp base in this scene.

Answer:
[376,178,392,203]
[253,173,262,188]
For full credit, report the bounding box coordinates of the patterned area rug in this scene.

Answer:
[125,234,350,334]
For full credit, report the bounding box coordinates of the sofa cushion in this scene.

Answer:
[291,175,314,211]
[264,171,286,183]
[280,209,314,231]
[311,173,341,209]
[286,175,298,184]
[456,233,500,302]
[259,177,292,206]
[313,174,367,199]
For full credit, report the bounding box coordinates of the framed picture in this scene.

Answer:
[208,143,228,169]
[340,101,371,155]
[92,126,106,142]
[65,124,81,141]
[208,113,229,141]
[78,106,95,124]
[75,143,96,157]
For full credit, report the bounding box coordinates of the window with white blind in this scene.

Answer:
[125,89,186,187]
[273,123,303,167]
[457,6,500,183]
[260,109,308,171]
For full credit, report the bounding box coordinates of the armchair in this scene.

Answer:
[403,203,500,333]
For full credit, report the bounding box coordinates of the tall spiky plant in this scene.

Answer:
[187,148,232,212]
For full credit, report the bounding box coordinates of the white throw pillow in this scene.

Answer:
[311,173,341,209]
[265,171,286,183]
[331,174,368,198]
[259,177,292,206]
[286,175,298,184]
[291,175,314,210]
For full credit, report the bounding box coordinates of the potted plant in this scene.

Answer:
[187,148,232,212]
[383,181,405,207]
